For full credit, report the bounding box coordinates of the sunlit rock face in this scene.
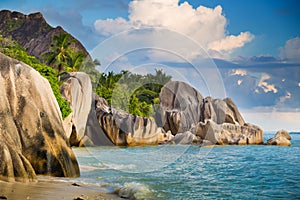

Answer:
[0,53,79,182]
[158,81,263,145]
[61,73,114,146]
[157,81,203,134]
[267,130,291,146]
[96,96,160,146]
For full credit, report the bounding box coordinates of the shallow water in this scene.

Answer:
[71,132,300,199]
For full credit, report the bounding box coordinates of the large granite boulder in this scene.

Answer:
[157,129,174,144]
[274,130,291,140]
[0,53,79,182]
[223,98,245,125]
[158,81,262,145]
[61,72,92,146]
[266,130,291,146]
[84,93,114,146]
[172,131,201,145]
[192,120,263,145]
[96,96,159,146]
[200,97,245,125]
[157,81,203,134]
[61,73,113,146]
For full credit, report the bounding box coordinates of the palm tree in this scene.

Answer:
[43,32,72,71]
[67,51,85,72]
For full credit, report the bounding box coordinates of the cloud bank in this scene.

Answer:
[94,0,254,58]
[279,37,300,62]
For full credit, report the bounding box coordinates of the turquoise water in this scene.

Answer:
[72,133,300,199]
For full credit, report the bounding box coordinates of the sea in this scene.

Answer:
[58,132,300,199]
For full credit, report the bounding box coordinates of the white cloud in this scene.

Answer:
[94,0,254,58]
[207,32,254,53]
[279,37,300,61]
[93,17,132,37]
[258,74,278,93]
[237,80,243,85]
[231,69,247,76]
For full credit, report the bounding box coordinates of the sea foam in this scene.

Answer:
[115,182,152,200]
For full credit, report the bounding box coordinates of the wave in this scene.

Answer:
[80,165,101,172]
[80,163,137,172]
[104,163,137,170]
[115,182,152,200]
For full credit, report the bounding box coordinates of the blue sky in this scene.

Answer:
[1,0,300,131]
[1,0,299,57]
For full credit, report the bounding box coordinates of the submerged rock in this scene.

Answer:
[116,182,152,200]
[266,130,291,146]
[0,53,79,182]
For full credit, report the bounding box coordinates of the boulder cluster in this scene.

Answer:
[0,53,291,183]
[61,73,263,147]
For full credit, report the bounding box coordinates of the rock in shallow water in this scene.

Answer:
[266,130,291,146]
[158,81,263,145]
[191,120,263,145]
[172,131,201,145]
[0,53,79,182]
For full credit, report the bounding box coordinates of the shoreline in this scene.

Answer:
[0,177,121,200]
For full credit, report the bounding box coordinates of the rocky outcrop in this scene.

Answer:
[61,73,92,146]
[274,130,291,140]
[191,120,263,145]
[266,130,291,146]
[157,81,203,134]
[61,73,113,146]
[96,96,160,146]
[0,10,89,61]
[159,81,263,145]
[62,78,262,147]
[157,129,174,144]
[200,97,245,125]
[0,53,79,182]
[84,93,114,146]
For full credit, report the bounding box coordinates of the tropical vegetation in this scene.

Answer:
[95,70,171,117]
[0,35,72,119]
[0,31,173,118]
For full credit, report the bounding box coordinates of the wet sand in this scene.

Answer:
[0,179,121,200]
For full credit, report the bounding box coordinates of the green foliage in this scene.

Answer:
[95,69,172,117]
[42,32,72,71]
[42,32,101,87]
[1,17,23,34]
[0,35,72,119]
[0,32,173,119]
